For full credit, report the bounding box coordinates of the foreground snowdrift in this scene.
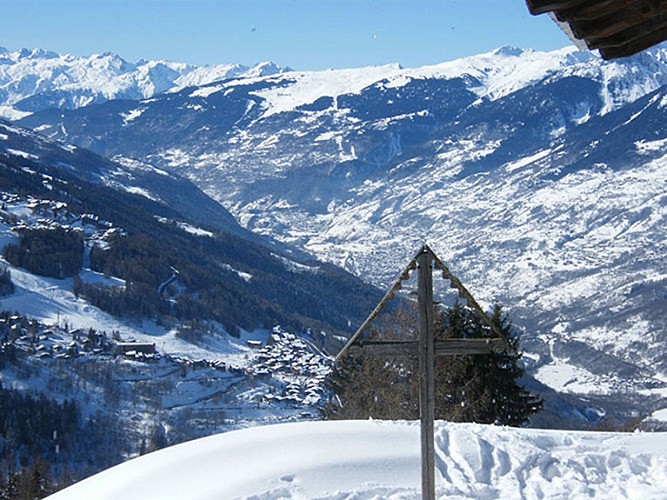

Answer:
[50,420,666,499]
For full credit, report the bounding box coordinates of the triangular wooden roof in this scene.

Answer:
[336,244,510,361]
[527,0,667,60]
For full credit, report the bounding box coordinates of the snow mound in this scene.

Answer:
[48,420,667,499]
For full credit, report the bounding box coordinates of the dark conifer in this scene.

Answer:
[324,302,542,426]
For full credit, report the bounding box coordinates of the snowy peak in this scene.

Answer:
[10,47,60,61]
[491,45,529,57]
[247,61,293,77]
[0,47,290,118]
[417,44,667,108]
[4,43,667,121]
[170,61,291,90]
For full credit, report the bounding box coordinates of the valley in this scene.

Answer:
[14,45,666,421]
[0,41,666,494]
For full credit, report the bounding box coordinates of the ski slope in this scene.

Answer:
[49,420,667,499]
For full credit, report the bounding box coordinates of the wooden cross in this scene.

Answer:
[336,245,510,500]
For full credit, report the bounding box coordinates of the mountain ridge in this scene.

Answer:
[5,42,667,123]
[0,46,291,120]
[16,43,667,424]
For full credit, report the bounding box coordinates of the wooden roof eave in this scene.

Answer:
[599,25,667,59]
[526,0,667,60]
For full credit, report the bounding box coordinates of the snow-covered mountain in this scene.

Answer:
[18,43,667,426]
[50,419,667,499]
[0,46,290,120]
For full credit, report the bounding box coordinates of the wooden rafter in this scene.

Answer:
[526,0,667,60]
[346,338,508,357]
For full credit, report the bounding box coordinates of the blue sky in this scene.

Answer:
[2,0,570,70]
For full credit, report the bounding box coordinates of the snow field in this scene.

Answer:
[48,420,667,499]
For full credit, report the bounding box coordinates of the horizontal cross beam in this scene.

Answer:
[346,338,506,358]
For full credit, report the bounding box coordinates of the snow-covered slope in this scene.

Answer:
[0,46,290,119]
[0,119,243,236]
[48,420,667,499]
[19,43,667,425]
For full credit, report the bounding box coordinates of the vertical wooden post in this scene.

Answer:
[417,249,435,500]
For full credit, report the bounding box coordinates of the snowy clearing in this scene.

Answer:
[49,420,666,499]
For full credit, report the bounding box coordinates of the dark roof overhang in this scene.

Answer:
[526,0,667,59]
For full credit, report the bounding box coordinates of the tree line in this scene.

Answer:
[3,227,83,279]
[0,380,125,499]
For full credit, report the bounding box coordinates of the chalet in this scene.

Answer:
[115,342,156,356]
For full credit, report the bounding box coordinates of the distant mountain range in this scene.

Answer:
[14,44,667,419]
[3,44,667,428]
[0,46,290,120]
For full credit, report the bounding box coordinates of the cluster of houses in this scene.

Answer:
[248,327,332,408]
[0,314,164,362]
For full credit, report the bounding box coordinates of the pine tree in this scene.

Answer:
[436,303,543,425]
[18,458,53,500]
[324,302,543,426]
[486,305,543,425]
[0,268,14,297]
[4,471,19,500]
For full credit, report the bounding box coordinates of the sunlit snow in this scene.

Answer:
[49,420,667,500]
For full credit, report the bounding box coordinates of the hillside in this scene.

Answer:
[0,119,381,339]
[0,116,393,489]
[49,420,667,499]
[17,44,667,426]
